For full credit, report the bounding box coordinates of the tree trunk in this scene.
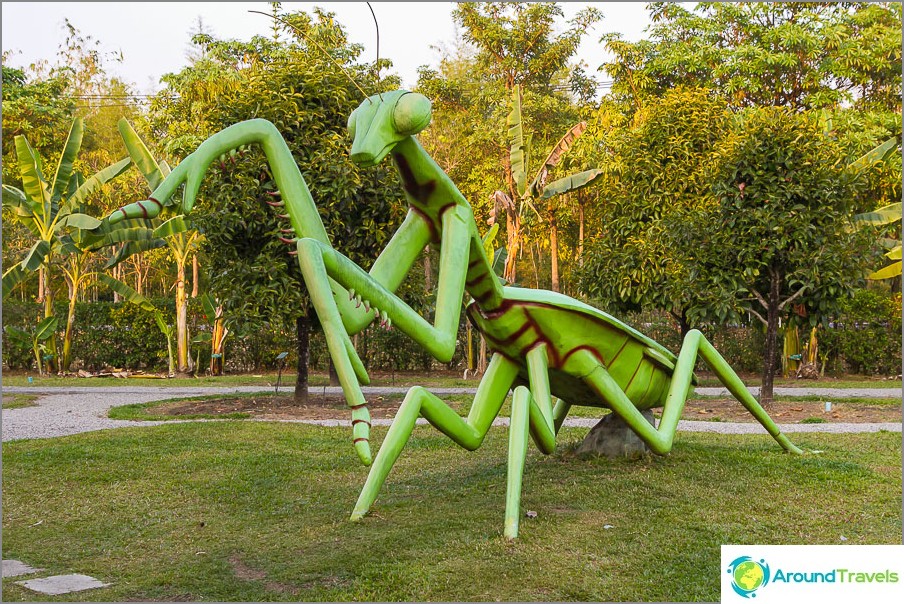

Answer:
[503,207,521,283]
[294,313,310,404]
[669,309,691,340]
[578,197,585,267]
[175,262,189,373]
[760,271,781,405]
[191,254,199,298]
[549,207,559,292]
[423,245,433,293]
[62,275,78,372]
[43,261,59,374]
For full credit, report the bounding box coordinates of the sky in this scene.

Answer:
[1,2,653,96]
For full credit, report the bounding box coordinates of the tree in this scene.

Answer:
[580,87,729,335]
[453,2,601,92]
[602,2,902,112]
[148,8,403,402]
[419,2,600,285]
[668,108,879,403]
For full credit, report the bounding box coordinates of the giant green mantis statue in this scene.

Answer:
[107,89,803,539]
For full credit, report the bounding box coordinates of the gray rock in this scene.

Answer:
[577,410,655,459]
[2,559,42,577]
[15,574,109,595]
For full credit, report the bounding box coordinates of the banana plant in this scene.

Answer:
[852,137,901,281]
[98,273,175,376]
[491,84,602,290]
[99,118,204,373]
[194,292,229,376]
[4,316,59,376]
[1,118,131,372]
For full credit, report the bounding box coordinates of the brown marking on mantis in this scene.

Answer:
[465,273,488,288]
[606,338,630,368]
[394,153,437,203]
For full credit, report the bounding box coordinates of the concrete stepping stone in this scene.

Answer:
[15,573,109,595]
[3,559,42,577]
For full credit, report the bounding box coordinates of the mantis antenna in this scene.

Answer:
[248,9,372,102]
[365,2,384,101]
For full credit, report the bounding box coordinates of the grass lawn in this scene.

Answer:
[2,423,900,602]
[1,394,39,410]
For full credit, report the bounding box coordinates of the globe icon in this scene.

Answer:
[733,560,765,592]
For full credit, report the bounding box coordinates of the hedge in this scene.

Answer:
[2,290,899,377]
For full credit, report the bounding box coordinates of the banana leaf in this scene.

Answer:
[507,84,528,197]
[14,135,49,210]
[118,118,164,191]
[529,121,587,197]
[492,247,507,279]
[69,157,132,206]
[105,238,167,268]
[21,239,51,271]
[199,292,219,320]
[2,184,40,218]
[34,315,59,342]
[2,265,31,299]
[153,215,189,238]
[154,311,173,337]
[51,119,84,203]
[867,261,902,281]
[849,137,898,172]
[853,202,901,226]
[98,274,158,312]
[4,325,32,345]
[539,169,604,200]
[481,223,499,259]
[57,212,103,230]
[885,245,902,261]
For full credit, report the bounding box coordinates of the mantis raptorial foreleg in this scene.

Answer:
[107,118,471,465]
[575,330,805,456]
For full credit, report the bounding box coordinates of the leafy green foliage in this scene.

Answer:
[820,289,902,375]
[603,3,902,112]
[580,87,729,330]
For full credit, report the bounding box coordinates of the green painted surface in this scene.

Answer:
[103,89,803,539]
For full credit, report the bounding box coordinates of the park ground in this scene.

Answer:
[1,371,901,601]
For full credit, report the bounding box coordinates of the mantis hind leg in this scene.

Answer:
[575,331,803,456]
[351,353,519,522]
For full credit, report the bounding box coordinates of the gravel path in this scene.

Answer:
[2,385,900,442]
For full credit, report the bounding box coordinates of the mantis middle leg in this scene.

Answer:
[350,353,520,522]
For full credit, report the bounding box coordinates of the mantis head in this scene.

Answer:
[348,90,431,167]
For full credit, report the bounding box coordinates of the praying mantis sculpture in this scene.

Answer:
[107,89,803,539]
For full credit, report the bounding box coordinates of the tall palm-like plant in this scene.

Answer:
[2,118,130,372]
[491,84,602,290]
[102,119,204,373]
[852,137,901,281]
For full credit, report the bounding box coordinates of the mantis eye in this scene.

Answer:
[392,93,431,136]
[347,109,357,138]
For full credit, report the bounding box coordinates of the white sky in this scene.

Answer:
[1,2,653,96]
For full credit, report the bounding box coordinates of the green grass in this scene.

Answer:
[1,394,39,410]
[2,423,900,601]
[800,417,829,424]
